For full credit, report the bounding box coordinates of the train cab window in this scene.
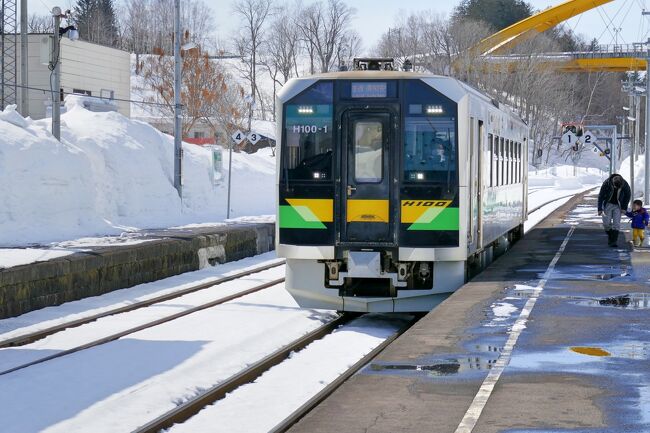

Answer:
[403,80,457,187]
[282,81,334,181]
[354,121,383,182]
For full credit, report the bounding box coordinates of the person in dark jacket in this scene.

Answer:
[625,199,649,247]
[597,173,631,247]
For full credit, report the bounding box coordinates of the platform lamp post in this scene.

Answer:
[645,36,650,203]
[20,0,28,116]
[48,7,78,141]
[50,7,63,140]
[173,0,182,198]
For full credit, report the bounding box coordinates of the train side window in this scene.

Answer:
[505,138,509,185]
[516,142,520,183]
[513,142,517,184]
[500,137,505,186]
[488,134,494,187]
[354,121,383,182]
[494,135,499,186]
[517,143,524,183]
[508,140,515,185]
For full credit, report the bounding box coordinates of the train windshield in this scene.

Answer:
[403,81,457,187]
[283,81,334,181]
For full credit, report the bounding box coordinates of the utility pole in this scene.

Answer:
[19,0,27,115]
[646,36,650,202]
[623,76,635,199]
[635,92,641,162]
[50,7,62,140]
[173,0,183,198]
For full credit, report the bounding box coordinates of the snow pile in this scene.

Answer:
[618,155,646,200]
[0,99,276,246]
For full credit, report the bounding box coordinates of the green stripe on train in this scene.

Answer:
[279,205,327,229]
[407,207,459,231]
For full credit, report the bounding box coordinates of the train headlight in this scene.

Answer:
[426,105,443,115]
[416,172,424,180]
[298,106,314,115]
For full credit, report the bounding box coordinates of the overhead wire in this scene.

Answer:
[6,83,173,107]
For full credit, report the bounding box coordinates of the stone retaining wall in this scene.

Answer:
[0,223,275,319]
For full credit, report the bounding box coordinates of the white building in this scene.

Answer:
[17,34,130,119]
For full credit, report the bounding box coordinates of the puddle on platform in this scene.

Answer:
[540,271,630,281]
[368,353,500,377]
[572,293,650,310]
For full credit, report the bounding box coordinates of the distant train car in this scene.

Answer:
[276,58,529,312]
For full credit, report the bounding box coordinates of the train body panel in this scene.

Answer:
[276,65,528,312]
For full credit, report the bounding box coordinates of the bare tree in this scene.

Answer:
[121,0,215,57]
[262,13,301,120]
[232,0,274,130]
[140,39,245,138]
[297,0,356,73]
[28,14,54,33]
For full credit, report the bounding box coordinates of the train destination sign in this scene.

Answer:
[351,82,388,98]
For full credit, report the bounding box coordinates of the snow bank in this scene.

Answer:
[618,155,646,200]
[0,99,276,246]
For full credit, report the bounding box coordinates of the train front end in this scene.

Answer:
[276,66,469,312]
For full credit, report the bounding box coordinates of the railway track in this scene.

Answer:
[0,260,285,349]
[527,189,596,215]
[133,314,417,433]
[0,264,286,377]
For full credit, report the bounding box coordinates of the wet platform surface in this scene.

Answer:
[289,191,650,433]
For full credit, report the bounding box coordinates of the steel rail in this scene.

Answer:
[0,277,285,377]
[0,260,285,349]
[132,314,353,433]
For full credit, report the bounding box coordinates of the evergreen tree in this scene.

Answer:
[453,0,533,31]
[73,0,119,47]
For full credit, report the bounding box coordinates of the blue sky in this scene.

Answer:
[26,0,649,51]
[212,0,649,51]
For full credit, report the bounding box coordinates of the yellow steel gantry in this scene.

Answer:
[471,0,646,72]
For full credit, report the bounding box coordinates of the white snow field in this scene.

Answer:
[0,280,337,433]
[0,98,276,247]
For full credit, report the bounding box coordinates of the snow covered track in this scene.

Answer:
[526,188,597,215]
[0,272,285,377]
[268,316,416,433]
[133,314,352,433]
[0,260,285,349]
[133,314,416,433]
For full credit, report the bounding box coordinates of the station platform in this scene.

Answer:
[0,223,274,318]
[289,191,650,433]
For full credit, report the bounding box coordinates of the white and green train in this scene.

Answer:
[276,58,529,312]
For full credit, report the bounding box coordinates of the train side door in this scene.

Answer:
[341,110,393,244]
